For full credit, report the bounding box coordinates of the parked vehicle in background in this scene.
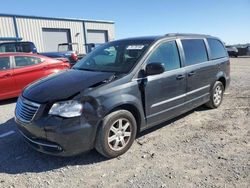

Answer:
[0,41,80,66]
[0,41,37,53]
[0,53,70,100]
[235,44,250,56]
[15,34,230,158]
[42,43,84,66]
[226,45,238,57]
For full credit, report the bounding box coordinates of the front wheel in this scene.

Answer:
[205,81,224,109]
[95,110,137,158]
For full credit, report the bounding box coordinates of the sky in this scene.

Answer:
[0,0,249,45]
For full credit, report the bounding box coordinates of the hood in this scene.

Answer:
[23,69,114,103]
[40,51,74,58]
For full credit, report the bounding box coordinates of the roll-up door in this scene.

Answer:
[42,28,71,52]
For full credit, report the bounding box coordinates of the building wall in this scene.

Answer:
[0,15,115,54]
[0,16,16,37]
[16,18,85,53]
[84,22,115,42]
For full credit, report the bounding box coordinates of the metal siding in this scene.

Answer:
[0,15,115,54]
[85,22,115,42]
[0,17,16,37]
[16,18,85,53]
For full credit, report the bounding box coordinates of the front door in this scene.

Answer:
[13,56,45,93]
[0,56,16,100]
[144,40,186,127]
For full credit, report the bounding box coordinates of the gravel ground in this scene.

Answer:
[0,57,249,188]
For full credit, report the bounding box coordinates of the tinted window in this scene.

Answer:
[0,43,16,52]
[182,39,208,66]
[207,38,227,60]
[147,41,180,71]
[14,56,42,68]
[16,43,32,53]
[0,57,10,70]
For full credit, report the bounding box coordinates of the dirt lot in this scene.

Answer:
[0,58,249,188]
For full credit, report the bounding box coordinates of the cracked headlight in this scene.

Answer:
[49,100,83,118]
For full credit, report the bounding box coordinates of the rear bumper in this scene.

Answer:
[15,115,98,157]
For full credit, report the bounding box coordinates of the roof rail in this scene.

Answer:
[164,33,211,37]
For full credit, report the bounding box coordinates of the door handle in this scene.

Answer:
[0,73,11,78]
[188,71,196,77]
[176,74,185,80]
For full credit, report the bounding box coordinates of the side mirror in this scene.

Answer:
[146,63,165,76]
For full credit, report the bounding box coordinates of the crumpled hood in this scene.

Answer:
[23,69,114,103]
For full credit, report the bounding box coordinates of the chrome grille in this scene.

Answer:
[15,97,40,124]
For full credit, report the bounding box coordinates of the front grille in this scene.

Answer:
[15,97,40,124]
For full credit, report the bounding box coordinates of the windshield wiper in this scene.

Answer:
[73,67,95,71]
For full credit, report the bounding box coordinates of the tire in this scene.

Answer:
[95,110,137,158]
[235,55,238,58]
[205,81,224,109]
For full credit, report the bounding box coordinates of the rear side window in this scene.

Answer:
[14,56,42,68]
[16,43,32,53]
[147,41,181,71]
[181,39,208,66]
[207,38,227,60]
[0,57,10,70]
[0,43,16,52]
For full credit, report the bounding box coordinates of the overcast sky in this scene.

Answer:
[0,0,249,45]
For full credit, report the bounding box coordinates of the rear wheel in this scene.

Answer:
[206,81,224,109]
[95,110,137,158]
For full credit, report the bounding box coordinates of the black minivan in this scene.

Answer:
[15,34,230,158]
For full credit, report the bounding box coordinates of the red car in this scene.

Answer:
[0,53,70,100]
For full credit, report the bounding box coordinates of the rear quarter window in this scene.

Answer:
[0,57,10,70]
[207,38,227,60]
[181,39,208,66]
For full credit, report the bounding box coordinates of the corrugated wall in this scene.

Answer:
[84,22,115,41]
[16,18,85,53]
[0,16,16,37]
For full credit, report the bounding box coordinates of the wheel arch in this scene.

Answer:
[216,71,227,89]
[106,103,143,135]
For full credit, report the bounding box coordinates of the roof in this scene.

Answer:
[0,13,114,24]
[164,33,212,38]
[0,52,50,58]
[115,33,215,43]
[116,36,161,42]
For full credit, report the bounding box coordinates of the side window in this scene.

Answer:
[0,43,16,52]
[207,38,227,60]
[14,56,42,68]
[181,39,208,66]
[147,41,181,71]
[17,43,33,53]
[0,57,11,70]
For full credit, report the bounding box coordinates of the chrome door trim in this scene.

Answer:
[151,84,210,108]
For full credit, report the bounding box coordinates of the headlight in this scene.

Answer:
[49,100,83,118]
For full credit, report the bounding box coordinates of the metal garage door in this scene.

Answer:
[42,28,71,52]
[87,30,108,44]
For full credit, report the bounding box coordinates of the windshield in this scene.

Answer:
[73,40,152,73]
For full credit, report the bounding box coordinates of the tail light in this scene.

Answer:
[71,53,78,62]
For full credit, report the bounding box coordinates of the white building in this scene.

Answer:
[0,13,115,53]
